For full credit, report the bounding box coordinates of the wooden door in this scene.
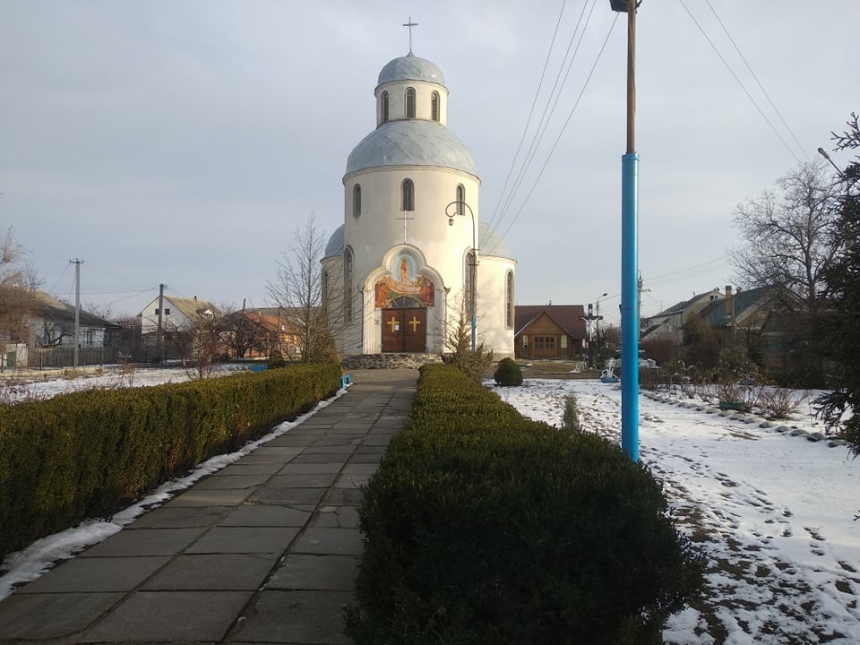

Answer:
[381,308,426,353]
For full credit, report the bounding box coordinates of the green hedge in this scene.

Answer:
[346,364,703,645]
[0,363,341,559]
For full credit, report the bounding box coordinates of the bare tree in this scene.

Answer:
[729,161,840,313]
[0,228,40,352]
[267,214,339,364]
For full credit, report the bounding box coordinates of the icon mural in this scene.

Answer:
[374,254,435,308]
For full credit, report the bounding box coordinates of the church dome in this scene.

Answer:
[345,120,477,178]
[324,224,345,258]
[377,52,445,87]
[479,221,514,260]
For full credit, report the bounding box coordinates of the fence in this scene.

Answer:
[28,346,120,370]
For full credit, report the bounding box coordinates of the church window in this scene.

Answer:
[344,248,353,324]
[353,184,361,218]
[506,271,514,329]
[456,185,465,215]
[381,91,389,122]
[431,91,439,121]
[402,179,415,211]
[405,87,416,118]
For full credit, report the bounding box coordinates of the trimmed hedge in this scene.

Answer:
[346,364,703,645]
[0,363,341,559]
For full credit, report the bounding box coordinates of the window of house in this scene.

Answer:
[155,308,160,315]
[431,91,439,121]
[344,248,353,324]
[85,329,94,346]
[456,184,465,215]
[561,335,568,349]
[165,308,170,315]
[353,184,361,218]
[381,91,389,122]
[402,179,415,211]
[522,335,529,347]
[534,336,556,350]
[405,87,416,118]
[506,271,514,329]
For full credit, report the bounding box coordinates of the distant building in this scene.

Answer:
[137,295,218,335]
[514,305,587,360]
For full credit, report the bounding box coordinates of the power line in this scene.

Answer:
[677,0,802,164]
[487,13,619,253]
[702,0,810,162]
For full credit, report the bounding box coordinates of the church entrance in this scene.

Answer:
[381,308,426,353]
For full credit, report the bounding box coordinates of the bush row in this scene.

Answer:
[0,363,341,559]
[346,364,703,645]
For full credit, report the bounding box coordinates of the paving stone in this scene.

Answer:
[186,526,300,554]
[341,463,379,475]
[335,473,372,488]
[362,435,392,446]
[293,528,363,556]
[233,590,353,644]
[194,474,272,489]
[17,556,170,593]
[80,590,252,642]
[80,527,206,557]
[166,488,254,507]
[348,452,384,465]
[214,462,286,476]
[254,446,308,457]
[142,553,279,590]
[267,473,339,488]
[278,462,344,475]
[251,487,328,506]
[291,452,351,464]
[325,488,365,506]
[264,435,318,446]
[268,554,358,591]
[0,593,124,641]
[313,437,365,446]
[126,506,232,529]
[303,445,357,454]
[220,504,312,527]
[312,506,360,529]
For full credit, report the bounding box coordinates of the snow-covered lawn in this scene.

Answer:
[493,378,860,645]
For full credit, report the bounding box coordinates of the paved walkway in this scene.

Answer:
[0,368,419,645]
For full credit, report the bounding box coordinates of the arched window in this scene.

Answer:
[344,248,353,324]
[402,179,415,211]
[352,184,361,218]
[381,91,389,122]
[405,87,416,119]
[456,185,465,215]
[506,271,515,329]
[431,91,439,121]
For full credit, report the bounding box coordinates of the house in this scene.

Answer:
[138,295,219,335]
[226,307,304,359]
[514,305,587,360]
[30,291,120,350]
[641,288,723,344]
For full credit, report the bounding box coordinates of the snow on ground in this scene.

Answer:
[492,378,860,645]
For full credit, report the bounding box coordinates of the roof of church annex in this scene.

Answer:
[377,52,445,87]
[323,220,514,261]
[345,120,478,178]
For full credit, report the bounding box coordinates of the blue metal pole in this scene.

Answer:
[621,152,639,462]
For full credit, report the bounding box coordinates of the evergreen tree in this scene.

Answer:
[816,113,860,455]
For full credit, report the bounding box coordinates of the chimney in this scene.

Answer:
[725,285,734,323]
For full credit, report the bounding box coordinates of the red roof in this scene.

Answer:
[514,305,587,339]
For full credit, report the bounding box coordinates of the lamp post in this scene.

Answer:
[610,0,640,463]
[818,147,845,178]
[446,201,478,352]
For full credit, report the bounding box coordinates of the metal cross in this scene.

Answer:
[396,211,414,244]
[403,16,418,53]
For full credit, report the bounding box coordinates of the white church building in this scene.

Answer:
[323,49,516,359]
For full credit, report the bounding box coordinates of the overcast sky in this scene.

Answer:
[1,1,856,324]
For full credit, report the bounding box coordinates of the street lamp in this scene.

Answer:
[446,201,478,352]
[818,147,845,178]
[610,0,640,463]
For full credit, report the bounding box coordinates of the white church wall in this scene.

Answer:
[477,256,516,358]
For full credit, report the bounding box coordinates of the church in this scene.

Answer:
[322,45,516,359]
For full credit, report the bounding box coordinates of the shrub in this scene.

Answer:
[442,315,494,384]
[561,393,582,432]
[493,357,523,386]
[346,365,704,645]
[757,386,806,420]
[267,348,287,369]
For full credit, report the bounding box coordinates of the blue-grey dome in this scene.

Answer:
[345,121,477,178]
[324,224,345,258]
[378,53,445,87]
[479,221,514,260]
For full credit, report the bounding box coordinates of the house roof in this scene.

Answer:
[35,292,120,328]
[162,296,219,321]
[514,305,586,339]
[697,286,776,326]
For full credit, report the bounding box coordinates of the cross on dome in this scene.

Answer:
[402,16,418,53]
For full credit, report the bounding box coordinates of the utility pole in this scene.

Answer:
[156,283,165,363]
[69,259,83,368]
[610,0,640,463]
